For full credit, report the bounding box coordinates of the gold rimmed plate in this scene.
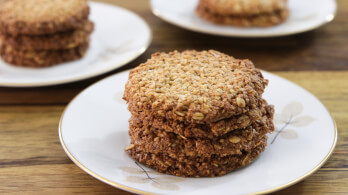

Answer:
[59,70,337,194]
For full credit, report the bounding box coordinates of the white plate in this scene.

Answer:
[151,0,337,37]
[59,70,337,195]
[0,2,151,87]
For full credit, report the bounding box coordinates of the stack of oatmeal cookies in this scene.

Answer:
[124,50,274,177]
[0,0,93,67]
[196,0,289,27]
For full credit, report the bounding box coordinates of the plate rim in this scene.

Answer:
[58,69,338,195]
[150,0,337,38]
[0,1,152,88]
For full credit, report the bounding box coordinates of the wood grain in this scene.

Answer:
[0,72,347,194]
[0,0,348,194]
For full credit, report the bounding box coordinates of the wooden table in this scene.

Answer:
[1,0,347,194]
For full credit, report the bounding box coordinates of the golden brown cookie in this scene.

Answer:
[0,21,94,50]
[123,50,268,124]
[196,3,289,27]
[128,116,273,157]
[0,40,89,67]
[0,0,89,35]
[199,0,288,15]
[129,99,273,138]
[127,136,267,177]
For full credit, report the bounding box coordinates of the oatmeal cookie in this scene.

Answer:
[0,40,89,67]
[199,0,288,16]
[123,50,268,124]
[196,3,289,27]
[127,136,267,177]
[0,0,89,35]
[129,99,273,138]
[128,116,273,157]
[0,21,94,50]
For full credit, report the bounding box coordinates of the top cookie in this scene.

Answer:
[123,50,268,124]
[0,0,89,35]
[199,0,288,15]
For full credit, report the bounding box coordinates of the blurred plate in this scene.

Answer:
[151,0,336,37]
[59,70,337,195]
[0,2,151,87]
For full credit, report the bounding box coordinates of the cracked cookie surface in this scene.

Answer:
[123,50,268,124]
